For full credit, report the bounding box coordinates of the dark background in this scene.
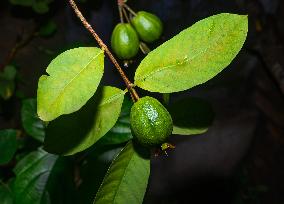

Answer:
[1,0,284,203]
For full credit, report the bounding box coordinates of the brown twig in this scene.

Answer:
[68,0,139,102]
[0,31,37,71]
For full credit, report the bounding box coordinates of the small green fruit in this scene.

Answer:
[130,96,173,147]
[111,23,140,60]
[131,11,163,43]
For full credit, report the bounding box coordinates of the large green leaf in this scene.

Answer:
[13,149,58,204]
[0,129,17,165]
[94,141,150,204]
[134,13,248,93]
[37,47,104,121]
[169,97,214,135]
[97,97,133,146]
[44,86,126,155]
[21,98,45,142]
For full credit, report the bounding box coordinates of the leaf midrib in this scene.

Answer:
[135,19,241,83]
[98,90,126,108]
[112,150,135,203]
[94,144,134,203]
[18,170,50,202]
[49,51,103,109]
[16,153,50,195]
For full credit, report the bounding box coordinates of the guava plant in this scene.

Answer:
[34,0,248,203]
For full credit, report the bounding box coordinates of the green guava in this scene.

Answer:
[131,11,163,43]
[111,23,140,59]
[130,96,173,147]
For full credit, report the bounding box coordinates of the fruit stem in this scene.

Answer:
[139,42,151,55]
[68,0,139,102]
[118,4,124,23]
[122,3,137,16]
[122,7,131,23]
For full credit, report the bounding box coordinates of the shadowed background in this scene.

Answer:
[0,0,284,203]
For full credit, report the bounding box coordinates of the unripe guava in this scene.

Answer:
[131,11,163,43]
[130,96,173,147]
[111,23,140,59]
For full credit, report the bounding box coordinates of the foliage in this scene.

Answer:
[94,141,150,204]
[21,98,45,142]
[12,149,59,204]
[0,5,248,204]
[43,86,126,155]
[0,129,18,165]
[0,65,17,100]
[37,47,104,121]
[9,0,54,14]
[39,21,58,37]
[134,13,248,93]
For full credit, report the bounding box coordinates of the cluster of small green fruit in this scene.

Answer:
[110,3,172,150]
[111,3,163,60]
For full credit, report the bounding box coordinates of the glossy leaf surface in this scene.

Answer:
[134,13,248,93]
[21,98,45,142]
[94,142,150,204]
[97,97,133,146]
[13,149,58,204]
[37,47,104,121]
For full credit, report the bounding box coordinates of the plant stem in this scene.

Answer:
[68,0,139,102]
[118,4,124,23]
[122,7,131,23]
[122,4,137,16]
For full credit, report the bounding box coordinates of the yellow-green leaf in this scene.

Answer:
[37,47,104,121]
[134,13,248,93]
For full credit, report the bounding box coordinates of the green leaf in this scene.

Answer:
[0,184,13,204]
[21,98,45,142]
[13,149,58,204]
[0,129,17,165]
[0,65,17,100]
[94,141,150,204]
[97,97,133,146]
[169,97,214,135]
[39,20,57,37]
[78,145,123,204]
[44,86,126,155]
[37,47,104,121]
[134,13,248,93]
[0,65,17,80]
